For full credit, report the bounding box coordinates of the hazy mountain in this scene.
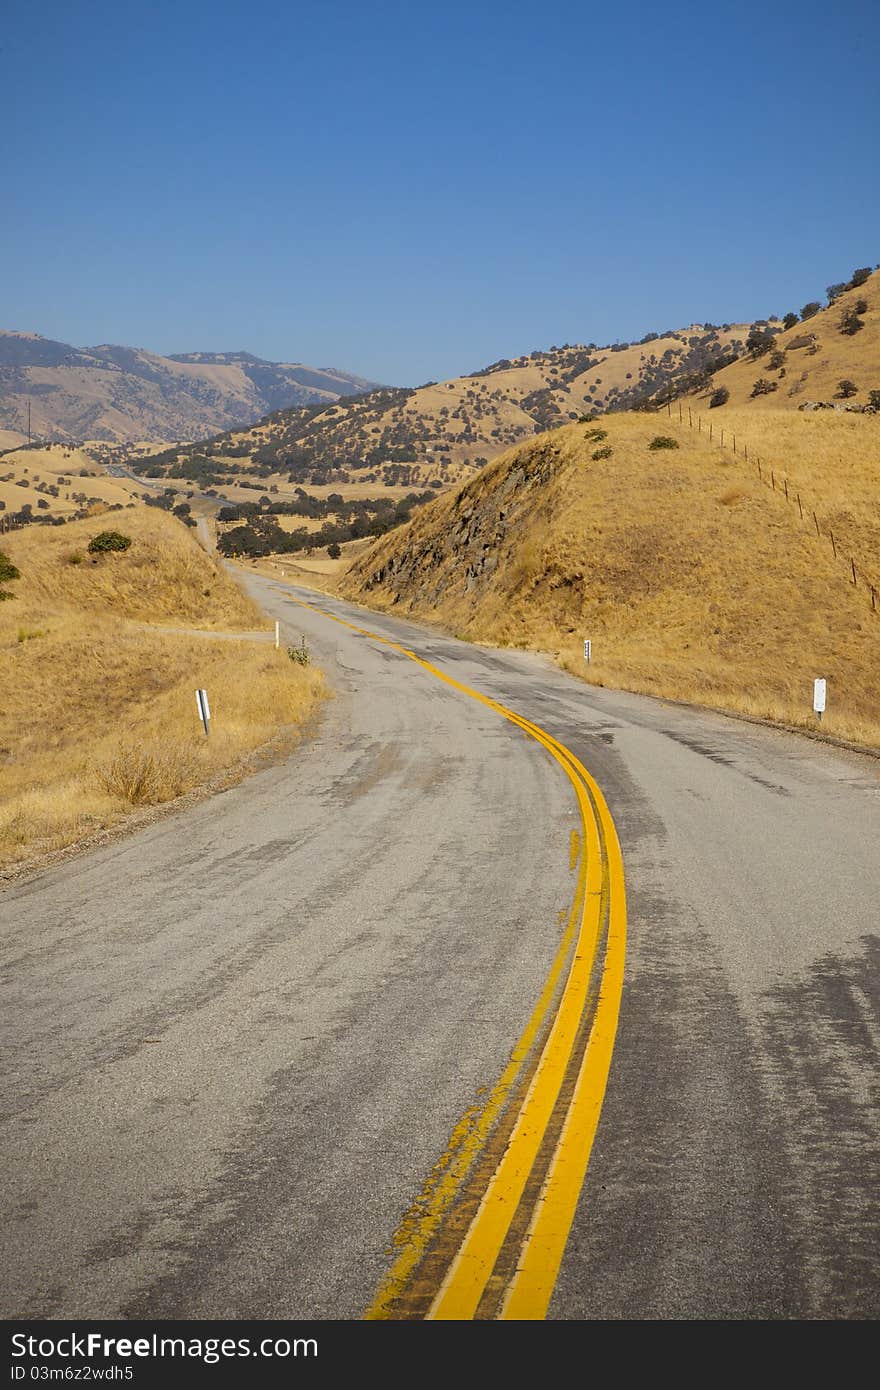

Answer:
[0,332,380,446]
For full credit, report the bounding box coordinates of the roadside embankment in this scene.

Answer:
[0,506,327,877]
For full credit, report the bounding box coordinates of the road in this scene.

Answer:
[1,574,878,1321]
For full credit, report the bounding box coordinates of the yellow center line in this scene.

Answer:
[286,595,626,1319]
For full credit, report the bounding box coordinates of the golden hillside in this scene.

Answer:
[339,410,880,748]
[688,265,880,413]
[0,506,325,874]
[0,442,155,522]
[130,324,751,492]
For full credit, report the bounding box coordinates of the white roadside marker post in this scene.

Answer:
[583,639,592,663]
[275,620,280,649]
[813,677,826,723]
[196,688,210,737]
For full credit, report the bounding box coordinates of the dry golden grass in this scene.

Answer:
[341,411,880,750]
[692,268,880,413]
[657,405,880,586]
[0,507,326,872]
[0,443,152,518]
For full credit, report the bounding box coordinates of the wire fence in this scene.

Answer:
[666,398,880,617]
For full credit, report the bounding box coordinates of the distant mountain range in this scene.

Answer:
[0,332,380,446]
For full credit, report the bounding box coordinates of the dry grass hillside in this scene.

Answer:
[339,410,880,749]
[131,324,751,492]
[0,507,326,874]
[688,265,880,413]
[0,442,153,521]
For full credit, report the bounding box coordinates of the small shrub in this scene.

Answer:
[767,350,786,370]
[868,390,880,408]
[584,427,608,441]
[750,378,778,397]
[68,551,84,565]
[327,543,342,559]
[591,446,613,460]
[709,387,730,408]
[836,378,858,398]
[17,627,45,643]
[648,435,680,450]
[94,742,200,805]
[839,307,865,336]
[288,637,310,666]
[0,550,20,584]
[87,530,132,554]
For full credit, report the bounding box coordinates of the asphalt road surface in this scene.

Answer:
[2,573,878,1321]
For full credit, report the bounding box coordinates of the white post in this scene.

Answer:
[813,678,826,722]
[275,620,280,649]
[196,688,210,737]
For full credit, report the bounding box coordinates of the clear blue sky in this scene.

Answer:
[3,0,877,386]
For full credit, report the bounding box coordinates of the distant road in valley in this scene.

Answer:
[1,575,878,1320]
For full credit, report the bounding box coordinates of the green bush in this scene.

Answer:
[648,435,680,450]
[709,387,730,408]
[87,530,132,554]
[0,550,20,584]
[591,446,613,460]
[287,637,310,666]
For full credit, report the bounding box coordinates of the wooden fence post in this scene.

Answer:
[813,511,820,536]
[797,493,803,519]
[830,530,836,557]
[851,558,857,584]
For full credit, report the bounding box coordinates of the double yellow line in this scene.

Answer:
[287,595,626,1320]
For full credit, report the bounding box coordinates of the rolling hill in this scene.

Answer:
[337,407,880,749]
[0,333,379,446]
[678,264,880,415]
[128,322,754,491]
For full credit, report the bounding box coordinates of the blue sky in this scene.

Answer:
[3,0,878,385]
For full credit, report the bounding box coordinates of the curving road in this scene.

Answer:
[1,573,878,1321]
